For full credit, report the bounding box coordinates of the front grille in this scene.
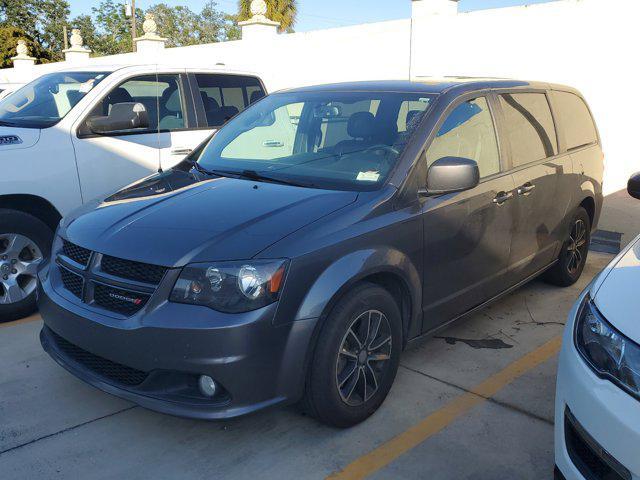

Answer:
[565,409,630,480]
[50,329,148,386]
[93,283,150,316]
[62,240,91,266]
[59,267,84,299]
[101,255,167,285]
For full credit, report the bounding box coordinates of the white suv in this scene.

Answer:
[0,64,266,320]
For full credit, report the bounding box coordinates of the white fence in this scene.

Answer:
[1,0,637,194]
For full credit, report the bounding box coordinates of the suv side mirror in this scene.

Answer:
[628,172,640,200]
[419,156,480,196]
[87,102,149,134]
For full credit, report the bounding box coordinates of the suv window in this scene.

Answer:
[194,74,265,127]
[426,97,500,178]
[554,91,598,151]
[85,74,185,133]
[499,93,557,167]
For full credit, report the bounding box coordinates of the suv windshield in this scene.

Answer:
[0,71,109,129]
[194,91,435,190]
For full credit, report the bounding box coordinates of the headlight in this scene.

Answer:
[170,260,288,313]
[575,295,640,397]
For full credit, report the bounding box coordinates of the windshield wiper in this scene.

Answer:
[235,169,313,188]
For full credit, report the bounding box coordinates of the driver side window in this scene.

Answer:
[83,74,185,135]
[426,97,500,178]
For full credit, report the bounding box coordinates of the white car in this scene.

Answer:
[0,64,266,320]
[555,173,640,480]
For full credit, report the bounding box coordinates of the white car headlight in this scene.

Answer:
[575,295,640,397]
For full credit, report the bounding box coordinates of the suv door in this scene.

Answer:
[71,72,196,202]
[496,91,571,283]
[421,95,516,331]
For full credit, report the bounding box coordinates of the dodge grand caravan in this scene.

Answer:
[38,79,603,427]
[0,65,265,320]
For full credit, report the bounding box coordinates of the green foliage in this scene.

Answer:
[0,0,244,63]
[237,0,298,33]
[0,25,54,67]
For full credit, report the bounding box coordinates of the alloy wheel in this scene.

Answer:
[335,309,393,406]
[0,233,43,305]
[566,219,587,275]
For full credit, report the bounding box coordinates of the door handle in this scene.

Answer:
[171,147,192,155]
[517,183,536,196]
[493,191,514,205]
[263,140,284,148]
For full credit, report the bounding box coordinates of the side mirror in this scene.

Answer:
[629,172,640,200]
[87,102,149,134]
[420,156,480,196]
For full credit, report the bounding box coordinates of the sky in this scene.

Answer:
[69,0,559,32]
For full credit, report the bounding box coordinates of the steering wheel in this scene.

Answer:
[363,144,400,169]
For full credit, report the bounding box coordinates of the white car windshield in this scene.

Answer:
[0,71,109,129]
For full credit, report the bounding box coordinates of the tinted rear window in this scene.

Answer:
[554,91,598,150]
[195,74,265,127]
[499,93,557,167]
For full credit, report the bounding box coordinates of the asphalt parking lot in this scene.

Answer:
[0,251,613,480]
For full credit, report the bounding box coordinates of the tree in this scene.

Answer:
[0,25,54,67]
[237,0,297,33]
[0,0,70,60]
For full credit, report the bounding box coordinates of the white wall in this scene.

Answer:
[1,0,637,193]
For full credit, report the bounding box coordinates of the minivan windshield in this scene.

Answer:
[0,71,109,129]
[194,91,435,190]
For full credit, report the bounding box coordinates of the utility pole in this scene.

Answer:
[63,25,68,50]
[130,0,137,52]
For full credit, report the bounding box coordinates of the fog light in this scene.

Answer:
[198,375,217,397]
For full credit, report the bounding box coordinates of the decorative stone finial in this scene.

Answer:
[16,40,28,56]
[69,29,83,48]
[250,0,268,17]
[142,13,159,37]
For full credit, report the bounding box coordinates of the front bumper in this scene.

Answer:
[37,268,317,420]
[555,290,640,479]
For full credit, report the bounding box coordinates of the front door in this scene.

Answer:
[71,72,198,203]
[421,96,516,332]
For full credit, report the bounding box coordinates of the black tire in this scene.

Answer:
[0,209,54,322]
[302,283,402,428]
[543,206,591,287]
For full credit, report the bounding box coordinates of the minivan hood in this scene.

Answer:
[592,235,640,341]
[62,170,358,266]
[0,125,40,150]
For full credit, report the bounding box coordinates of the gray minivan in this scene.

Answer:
[38,78,603,427]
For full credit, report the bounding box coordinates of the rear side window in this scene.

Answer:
[554,91,598,151]
[499,93,557,167]
[426,97,500,178]
[194,74,265,127]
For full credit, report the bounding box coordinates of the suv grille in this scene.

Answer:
[56,238,168,317]
[101,255,167,285]
[59,267,84,299]
[93,283,150,316]
[62,240,91,266]
[50,329,148,386]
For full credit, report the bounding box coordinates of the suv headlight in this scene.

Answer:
[575,295,640,397]
[170,260,288,313]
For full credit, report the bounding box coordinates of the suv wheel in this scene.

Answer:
[0,209,53,322]
[303,283,402,428]
[544,206,591,287]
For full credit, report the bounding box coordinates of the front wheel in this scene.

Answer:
[0,209,53,322]
[302,283,402,428]
[543,206,591,287]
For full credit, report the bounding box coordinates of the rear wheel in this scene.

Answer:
[302,283,402,428]
[543,207,590,287]
[0,209,53,322]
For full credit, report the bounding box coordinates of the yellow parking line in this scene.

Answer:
[328,335,563,480]
[0,315,41,328]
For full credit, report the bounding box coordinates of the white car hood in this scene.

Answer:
[0,125,40,151]
[592,235,640,341]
